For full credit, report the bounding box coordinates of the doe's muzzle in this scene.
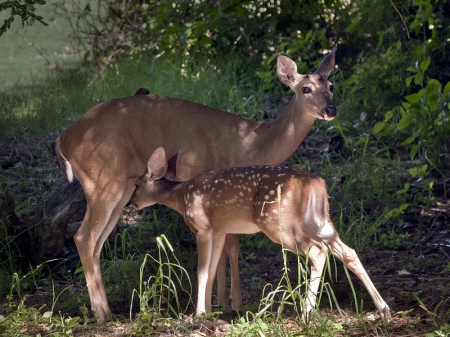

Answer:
[325,104,337,118]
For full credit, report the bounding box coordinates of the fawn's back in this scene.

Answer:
[178,166,333,245]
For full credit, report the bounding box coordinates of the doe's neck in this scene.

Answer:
[255,95,317,165]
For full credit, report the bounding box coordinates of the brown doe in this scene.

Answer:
[130,147,392,321]
[55,48,337,322]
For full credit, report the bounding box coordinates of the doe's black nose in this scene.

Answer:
[325,105,337,117]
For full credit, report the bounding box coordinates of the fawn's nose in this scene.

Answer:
[325,104,337,118]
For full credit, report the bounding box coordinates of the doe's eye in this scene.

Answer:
[302,87,311,94]
[329,85,334,92]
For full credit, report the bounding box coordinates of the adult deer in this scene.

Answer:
[130,147,392,321]
[55,48,337,322]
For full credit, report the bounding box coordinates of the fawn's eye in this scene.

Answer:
[302,87,311,94]
[329,85,334,92]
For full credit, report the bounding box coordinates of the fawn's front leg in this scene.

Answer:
[195,229,213,316]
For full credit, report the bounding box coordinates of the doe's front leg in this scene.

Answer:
[216,247,231,311]
[225,234,242,311]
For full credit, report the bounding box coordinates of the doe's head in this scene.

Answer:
[277,47,337,121]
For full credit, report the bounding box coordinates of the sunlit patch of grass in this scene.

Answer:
[0,53,265,138]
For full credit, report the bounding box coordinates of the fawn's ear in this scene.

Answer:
[147,147,168,181]
[164,149,181,181]
[314,47,336,78]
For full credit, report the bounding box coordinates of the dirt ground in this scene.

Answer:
[1,131,449,336]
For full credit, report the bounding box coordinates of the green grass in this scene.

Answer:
[0,1,85,90]
[0,53,267,137]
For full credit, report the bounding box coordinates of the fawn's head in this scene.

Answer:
[277,47,337,120]
[131,147,179,210]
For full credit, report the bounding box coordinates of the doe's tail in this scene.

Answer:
[54,137,74,183]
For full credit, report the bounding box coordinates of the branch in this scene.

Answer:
[0,0,48,37]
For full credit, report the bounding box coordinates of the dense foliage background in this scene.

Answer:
[8,0,450,162]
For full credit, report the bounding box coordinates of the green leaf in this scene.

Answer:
[280,42,290,51]
[384,109,394,121]
[396,183,410,195]
[408,167,418,177]
[373,121,387,135]
[427,79,442,90]
[409,164,428,178]
[262,83,272,91]
[401,134,418,145]
[405,92,422,104]
[420,57,431,73]
[267,54,277,64]
[414,72,423,86]
[444,81,450,96]
[425,80,441,111]
[401,101,411,110]
[426,92,439,111]
[407,66,418,73]
[199,36,212,45]
[399,203,409,212]
[410,19,421,30]
[258,71,270,79]
[406,76,413,87]
[42,311,53,319]
[398,112,414,130]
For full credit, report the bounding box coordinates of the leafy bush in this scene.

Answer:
[373,56,450,165]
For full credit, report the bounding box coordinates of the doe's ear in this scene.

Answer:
[147,147,168,181]
[277,55,298,86]
[314,47,337,78]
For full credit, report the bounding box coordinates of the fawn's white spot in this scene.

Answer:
[193,194,202,205]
